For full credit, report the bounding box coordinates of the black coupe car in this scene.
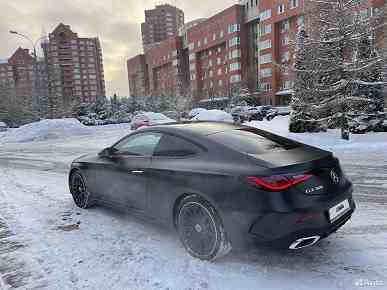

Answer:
[69,122,355,260]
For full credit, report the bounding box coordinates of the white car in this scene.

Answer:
[188,108,207,119]
[191,109,234,123]
[130,112,175,130]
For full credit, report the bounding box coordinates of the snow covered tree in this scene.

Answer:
[290,0,385,139]
[290,27,327,133]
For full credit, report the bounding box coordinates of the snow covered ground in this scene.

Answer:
[0,117,386,290]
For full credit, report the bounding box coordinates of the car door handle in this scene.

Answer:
[131,170,144,174]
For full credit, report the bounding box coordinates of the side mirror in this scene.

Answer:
[98,147,115,158]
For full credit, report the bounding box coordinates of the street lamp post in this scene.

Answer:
[10,30,46,117]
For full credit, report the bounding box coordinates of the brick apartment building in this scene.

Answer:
[127,54,149,97]
[0,47,48,112]
[145,36,189,97]
[141,4,185,52]
[242,0,384,106]
[42,23,105,118]
[186,5,248,103]
[241,0,305,106]
[128,1,384,106]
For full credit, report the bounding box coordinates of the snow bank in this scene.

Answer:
[0,118,92,144]
[247,116,387,151]
[191,109,233,123]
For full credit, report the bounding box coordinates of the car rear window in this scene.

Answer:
[208,129,298,155]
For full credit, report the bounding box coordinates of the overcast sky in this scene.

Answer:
[1,0,237,96]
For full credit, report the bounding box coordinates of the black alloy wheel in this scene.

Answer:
[177,195,231,261]
[70,172,93,209]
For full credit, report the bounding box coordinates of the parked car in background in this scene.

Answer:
[0,121,8,132]
[231,106,265,122]
[275,106,292,116]
[162,111,180,120]
[131,112,175,130]
[191,109,234,123]
[188,108,207,119]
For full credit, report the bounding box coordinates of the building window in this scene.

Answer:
[229,62,241,72]
[289,0,299,9]
[204,37,208,45]
[220,30,224,38]
[230,74,241,83]
[188,43,194,50]
[282,36,289,46]
[280,20,290,32]
[260,53,272,64]
[259,9,271,21]
[218,79,223,87]
[260,39,272,50]
[261,82,272,92]
[217,57,221,65]
[229,49,241,59]
[213,33,217,41]
[281,51,290,63]
[209,70,213,77]
[197,40,201,47]
[228,36,240,47]
[189,53,195,61]
[228,24,240,33]
[260,68,272,78]
[190,63,196,71]
[209,59,213,67]
[277,4,285,14]
[282,80,293,89]
[260,24,272,36]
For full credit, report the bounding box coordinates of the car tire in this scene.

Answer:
[69,171,94,209]
[176,195,232,261]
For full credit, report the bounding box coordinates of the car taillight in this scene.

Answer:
[246,174,313,192]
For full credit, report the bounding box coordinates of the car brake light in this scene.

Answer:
[246,174,313,192]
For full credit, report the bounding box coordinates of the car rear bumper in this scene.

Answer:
[248,196,356,248]
[220,184,356,249]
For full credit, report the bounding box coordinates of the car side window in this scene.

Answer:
[113,133,162,156]
[153,134,201,157]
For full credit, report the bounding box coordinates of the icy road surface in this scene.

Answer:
[0,119,387,289]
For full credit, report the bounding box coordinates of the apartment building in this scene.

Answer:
[141,4,185,52]
[0,47,48,112]
[127,54,149,97]
[186,5,248,102]
[243,0,384,106]
[42,23,105,117]
[145,36,189,97]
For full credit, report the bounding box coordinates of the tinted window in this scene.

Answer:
[153,134,201,157]
[208,129,296,155]
[113,133,162,156]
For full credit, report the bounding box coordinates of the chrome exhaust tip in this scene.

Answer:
[289,236,321,250]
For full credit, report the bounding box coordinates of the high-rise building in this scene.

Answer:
[242,0,305,106]
[42,23,105,118]
[128,1,385,106]
[186,5,248,103]
[141,4,185,51]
